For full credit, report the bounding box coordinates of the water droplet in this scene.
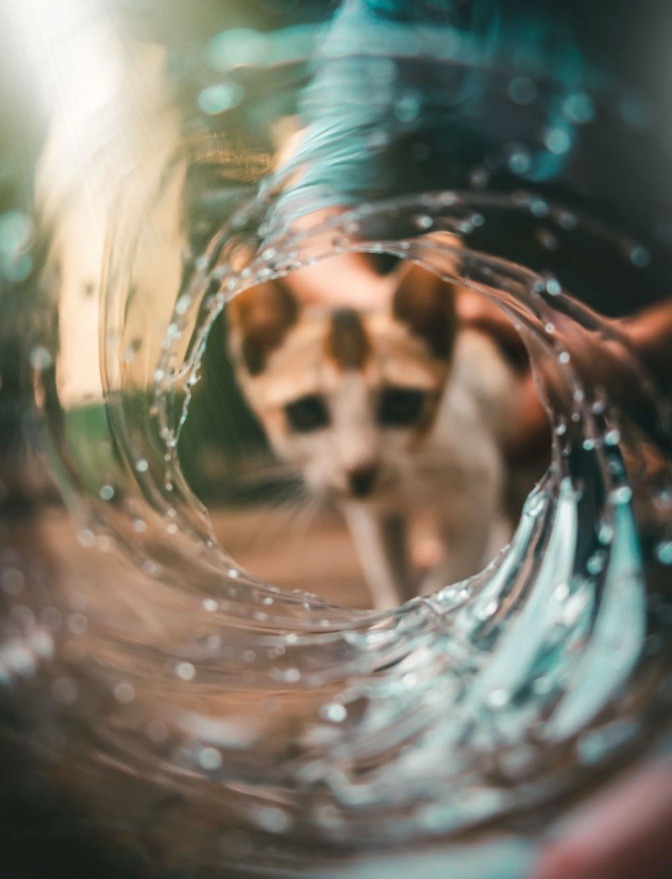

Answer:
[544,127,572,155]
[254,806,291,834]
[508,76,538,105]
[537,228,559,251]
[274,667,300,683]
[207,28,269,71]
[507,146,532,175]
[562,93,595,125]
[202,598,218,613]
[476,599,499,621]
[135,459,149,474]
[578,720,639,765]
[315,804,344,829]
[469,168,489,190]
[630,246,651,268]
[439,192,458,206]
[656,541,672,565]
[524,490,547,518]
[558,351,571,364]
[67,612,88,635]
[198,746,223,771]
[487,687,510,707]
[321,703,347,723]
[544,275,561,295]
[558,210,578,231]
[113,681,135,704]
[610,486,633,505]
[176,662,196,681]
[175,294,191,315]
[598,522,614,545]
[414,214,433,230]
[367,128,389,149]
[586,550,607,575]
[395,91,421,123]
[29,627,53,661]
[29,347,52,371]
[78,529,95,548]
[655,489,672,510]
[554,583,570,601]
[533,676,554,695]
[197,82,244,115]
[99,484,115,501]
[604,428,621,446]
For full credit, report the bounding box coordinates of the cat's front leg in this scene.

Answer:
[342,504,416,610]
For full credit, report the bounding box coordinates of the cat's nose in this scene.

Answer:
[347,464,378,498]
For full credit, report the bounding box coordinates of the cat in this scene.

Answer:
[225,251,526,610]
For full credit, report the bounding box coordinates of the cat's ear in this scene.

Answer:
[391,261,458,359]
[227,278,299,376]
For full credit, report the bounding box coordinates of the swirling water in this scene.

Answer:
[1,16,672,877]
[3,188,672,877]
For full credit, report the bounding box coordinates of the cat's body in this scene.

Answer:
[227,252,525,609]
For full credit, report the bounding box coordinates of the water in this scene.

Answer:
[2,7,672,877]
[6,193,672,875]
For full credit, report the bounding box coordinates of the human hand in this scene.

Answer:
[532,757,672,879]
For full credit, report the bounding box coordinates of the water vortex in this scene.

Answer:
[2,7,672,878]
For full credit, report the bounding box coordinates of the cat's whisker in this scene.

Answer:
[234,461,303,488]
[239,480,313,547]
[290,492,328,543]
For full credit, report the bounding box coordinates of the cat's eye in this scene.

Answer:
[284,394,330,433]
[377,387,427,427]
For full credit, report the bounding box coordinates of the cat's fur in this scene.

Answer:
[226,253,524,609]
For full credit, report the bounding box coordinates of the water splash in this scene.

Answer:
[2,11,672,879]
[1,189,669,875]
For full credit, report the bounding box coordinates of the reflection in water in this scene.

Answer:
[1,2,672,877]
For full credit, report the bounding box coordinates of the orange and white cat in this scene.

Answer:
[226,252,525,610]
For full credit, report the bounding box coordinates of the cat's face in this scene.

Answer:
[227,257,458,502]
